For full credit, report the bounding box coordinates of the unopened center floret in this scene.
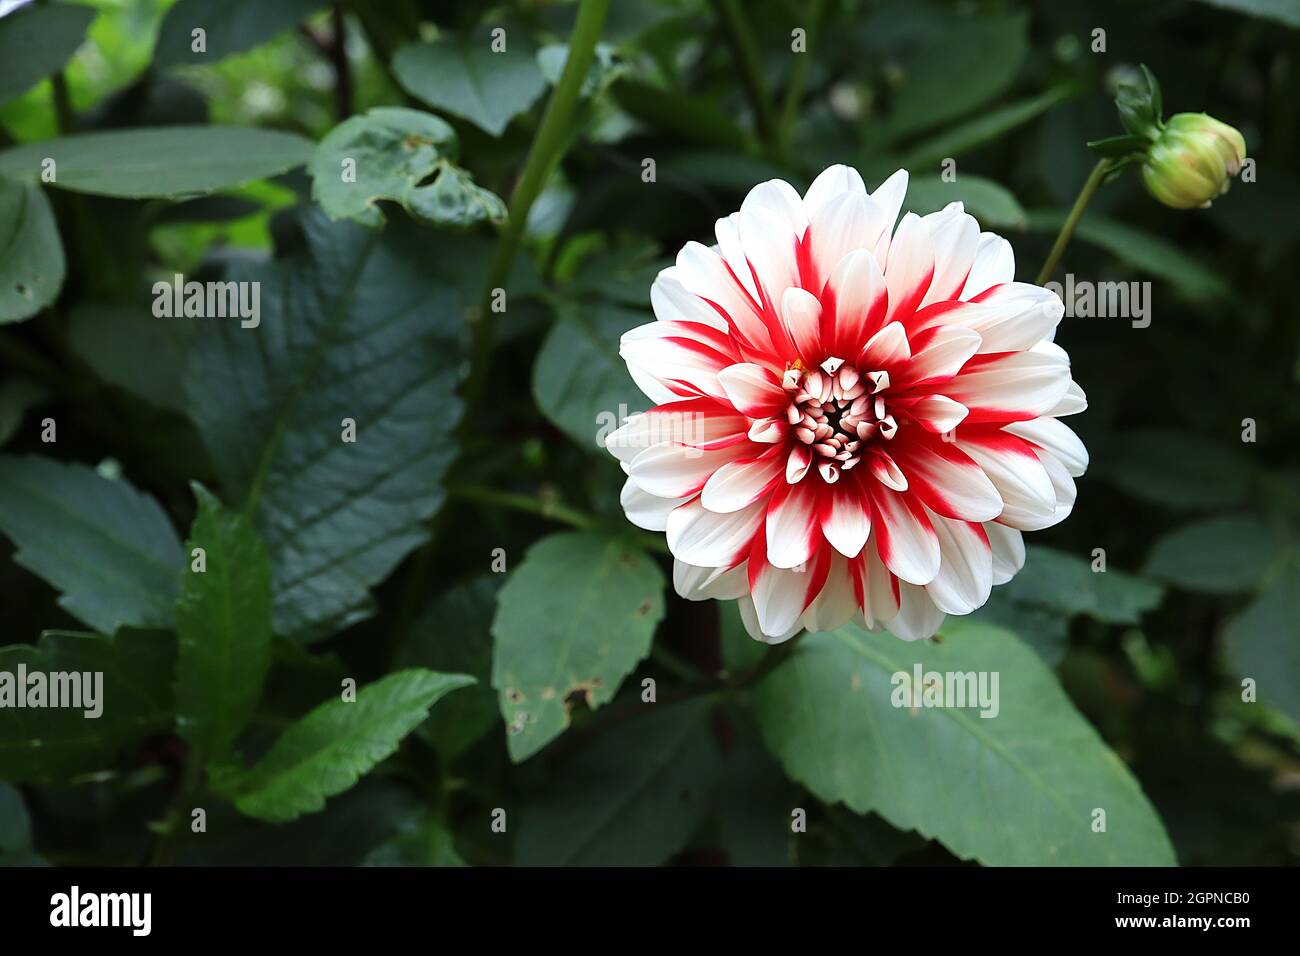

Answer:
[782,356,895,483]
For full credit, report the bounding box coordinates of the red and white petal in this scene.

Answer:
[673,559,749,601]
[620,319,739,401]
[962,283,1064,351]
[785,444,812,483]
[924,513,992,615]
[894,433,1003,522]
[803,190,887,294]
[901,394,968,434]
[956,431,1056,530]
[748,536,830,639]
[868,447,908,491]
[779,287,824,364]
[1004,416,1089,477]
[801,553,859,633]
[737,179,808,312]
[870,487,941,586]
[717,362,787,418]
[700,451,784,513]
[803,164,867,220]
[650,266,729,330]
[959,232,1015,300]
[603,399,746,463]
[629,440,750,499]
[888,583,946,641]
[944,348,1071,424]
[620,478,683,531]
[737,594,803,644]
[883,212,935,323]
[675,240,776,359]
[665,497,765,567]
[747,416,787,443]
[984,521,1025,585]
[894,325,982,387]
[858,321,911,369]
[713,213,761,302]
[819,479,872,558]
[1027,448,1077,531]
[868,169,909,262]
[823,249,889,357]
[920,203,980,306]
[857,543,901,629]
[765,479,821,569]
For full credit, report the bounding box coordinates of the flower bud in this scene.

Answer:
[1140,112,1247,209]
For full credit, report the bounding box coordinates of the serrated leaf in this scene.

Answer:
[309,107,504,229]
[175,485,273,759]
[393,35,547,137]
[153,0,323,67]
[0,176,65,323]
[902,175,1027,230]
[491,532,665,762]
[1144,514,1283,594]
[185,209,466,641]
[0,630,175,783]
[396,578,500,761]
[0,127,313,199]
[516,699,720,865]
[0,455,183,635]
[532,302,649,451]
[0,1,95,105]
[1000,546,1165,625]
[228,669,474,822]
[752,621,1176,865]
[1223,563,1300,725]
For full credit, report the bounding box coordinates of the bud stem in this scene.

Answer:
[1035,158,1112,285]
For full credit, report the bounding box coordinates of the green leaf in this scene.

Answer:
[752,621,1176,865]
[393,35,547,137]
[185,210,466,640]
[878,12,1028,142]
[67,304,192,411]
[902,175,1027,231]
[0,630,175,783]
[0,455,183,635]
[1223,563,1300,725]
[532,301,649,451]
[1001,546,1165,625]
[227,669,474,822]
[1144,514,1283,594]
[309,107,505,229]
[0,127,313,199]
[175,485,273,760]
[516,699,721,865]
[0,176,65,323]
[1192,0,1300,29]
[362,816,466,867]
[0,782,45,865]
[0,1,95,105]
[396,577,500,761]
[154,0,323,67]
[1097,428,1252,510]
[491,531,665,762]
[1026,211,1229,301]
[898,86,1076,170]
[0,378,48,447]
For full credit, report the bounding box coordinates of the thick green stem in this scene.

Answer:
[711,0,779,150]
[461,0,612,414]
[1035,159,1111,286]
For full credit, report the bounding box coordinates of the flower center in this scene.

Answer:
[783,356,895,484]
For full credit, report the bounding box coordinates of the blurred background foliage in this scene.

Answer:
[0,0,1297,867]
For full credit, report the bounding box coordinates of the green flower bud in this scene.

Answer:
[1140,112,1247,209]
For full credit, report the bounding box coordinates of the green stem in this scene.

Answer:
[447,484,599,531]
[778,0,823,151]
[1035,158,1111,286]
[460,0,612,415]
[711,0,779,150]
[147,754,204,866]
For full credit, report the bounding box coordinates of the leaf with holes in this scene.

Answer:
[491,532,665,762]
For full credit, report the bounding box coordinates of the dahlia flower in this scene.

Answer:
[604,166,1088,642]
